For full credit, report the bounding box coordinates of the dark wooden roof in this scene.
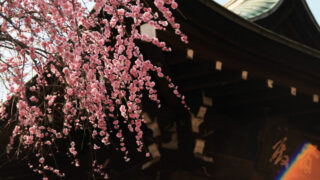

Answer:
[253,0,320,50]
[161,0,320,96]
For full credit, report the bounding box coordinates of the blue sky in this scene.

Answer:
[214,0,320,25]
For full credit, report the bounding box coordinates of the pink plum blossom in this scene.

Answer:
[0,0,188,179]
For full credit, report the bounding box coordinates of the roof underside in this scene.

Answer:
[224,0,281,20]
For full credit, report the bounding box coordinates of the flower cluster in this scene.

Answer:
[0,0,187,179]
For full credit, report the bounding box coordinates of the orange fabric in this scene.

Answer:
[282,144,320,180]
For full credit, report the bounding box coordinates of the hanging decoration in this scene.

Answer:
[187,48,194,60]
[215,61,223,71]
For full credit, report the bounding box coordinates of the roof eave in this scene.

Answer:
[201,0,320,58]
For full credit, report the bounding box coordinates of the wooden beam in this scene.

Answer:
[180,71,243,92]
[205,80,268,98]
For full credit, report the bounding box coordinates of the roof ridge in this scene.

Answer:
[223,0,282,20]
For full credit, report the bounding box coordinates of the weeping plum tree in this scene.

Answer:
[0,0,188,179]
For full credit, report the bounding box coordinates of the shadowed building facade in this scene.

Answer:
[1,0,320,179]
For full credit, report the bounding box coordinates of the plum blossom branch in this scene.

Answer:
[0,0,188,179]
